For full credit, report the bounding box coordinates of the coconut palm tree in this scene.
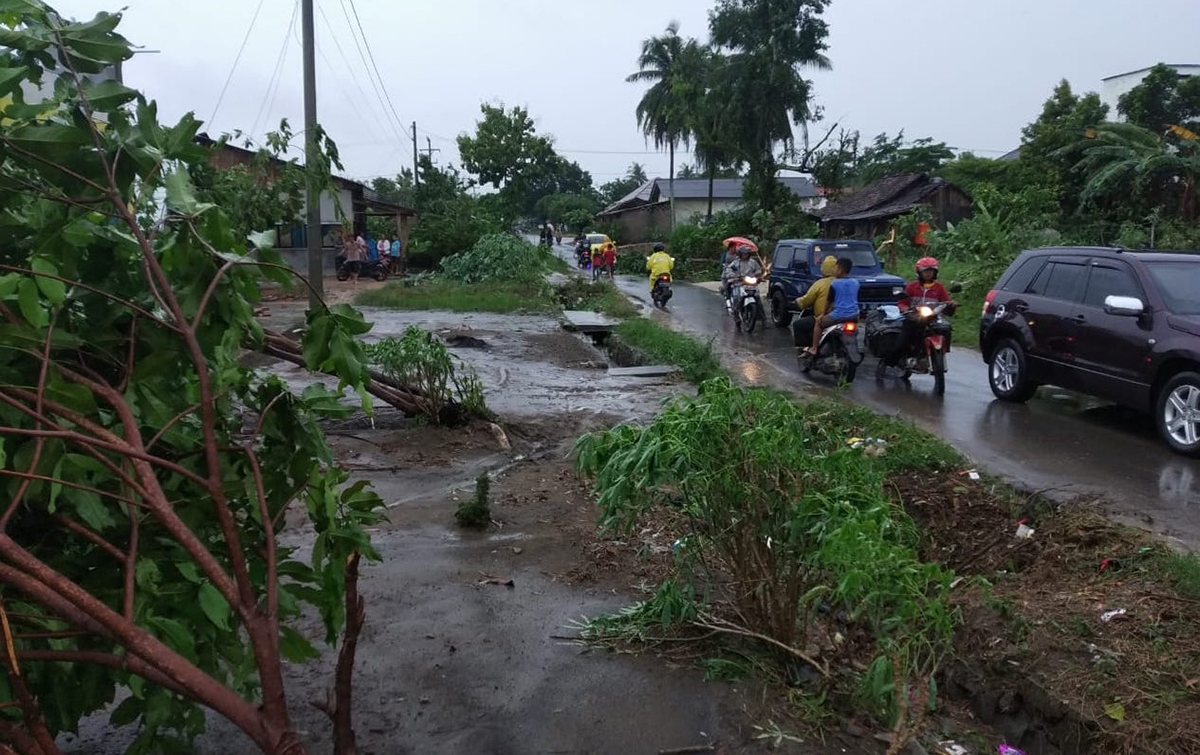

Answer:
[627,22,707,228]
[1072,122,1199,220]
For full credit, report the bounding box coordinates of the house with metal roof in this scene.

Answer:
[597,176,822,242]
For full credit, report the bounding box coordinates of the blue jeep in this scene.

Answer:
[766,239,906,328]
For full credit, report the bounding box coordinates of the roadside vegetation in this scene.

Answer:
[575,321,1200,753]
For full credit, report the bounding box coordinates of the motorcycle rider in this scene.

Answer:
[792,255,838,349]
[804,257,859,356]
[905,257,955,306]
[723,245,763,311]
[646,242,674,291]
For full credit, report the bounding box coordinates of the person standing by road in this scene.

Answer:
[602,243,617,280]
[591,245,603,281]
[345,230,366,284]
[391,236,403,276]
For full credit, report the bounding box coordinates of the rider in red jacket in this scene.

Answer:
[904,256,954,305]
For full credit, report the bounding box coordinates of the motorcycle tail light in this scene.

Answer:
[843,321,857,333]
[983,289,998,317]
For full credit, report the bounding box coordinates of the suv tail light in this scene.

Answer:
[983,289,998,317]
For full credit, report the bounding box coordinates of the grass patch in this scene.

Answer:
[613,318,724,384]
[355,280,555,314]
[455,472,492,529]
[556,279,639,319]
[1162,550,1200,600]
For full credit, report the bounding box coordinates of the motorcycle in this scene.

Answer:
[575,244,590,269]
[335,253,389,282]
[731,275,766,333]
[797,314,863,384]
[651,273,673,309]
[866,295,957,396]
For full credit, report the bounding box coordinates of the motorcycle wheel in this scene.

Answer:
[336,268,349,282]
[931,350,946,396]
[373,267,388,282]
[875,359,888,381]
[745,303,759,334]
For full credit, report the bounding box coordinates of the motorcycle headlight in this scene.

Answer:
[892,286,904,296]
[742,276,758,285]
[917,305,935,318]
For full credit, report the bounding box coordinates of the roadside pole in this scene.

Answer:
[412,121,420,191]
[301,0,323,308]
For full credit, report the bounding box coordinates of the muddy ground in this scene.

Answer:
[68,301,892,755]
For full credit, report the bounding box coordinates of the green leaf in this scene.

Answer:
[109,695,141,727]
[16,278,46,328]
[247,230,276,251]
[148,617,196,661]
[1105,701,1126,722]
[278,625,319,662]
[197,582,232,631]
[135,559,161,591]
[79,77,137,109]
[165,170,210,216]
[0,273,20,298]
[70,489,114,531]
[174,561,201,584]
[30,257,65,305]
[0,65,29,98]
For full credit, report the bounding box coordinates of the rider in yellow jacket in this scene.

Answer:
[646,242,674,290]
[795,255,839,315]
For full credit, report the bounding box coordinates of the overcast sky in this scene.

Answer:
[48,0,1200,188]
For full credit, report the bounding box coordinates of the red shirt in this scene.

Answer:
[904,280,951,303]
[603,248,616,265]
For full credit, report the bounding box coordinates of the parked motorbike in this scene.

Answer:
[731,275,766,333]
[798,314,863,384]
[335,254,389,282]
[651,273,673,309]
[575,244,590,269]
[866,298,957,396]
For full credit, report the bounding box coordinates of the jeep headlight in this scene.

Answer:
[892,286,904,296]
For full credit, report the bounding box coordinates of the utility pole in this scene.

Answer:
[423,136,441,163]
[412,121,420,190]
[301,0,322,307]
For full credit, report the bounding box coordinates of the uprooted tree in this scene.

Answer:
[0,3,389,753]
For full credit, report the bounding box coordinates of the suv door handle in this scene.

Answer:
[1069,313,1086,323]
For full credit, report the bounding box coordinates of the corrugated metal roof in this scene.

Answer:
[600,176,818,215]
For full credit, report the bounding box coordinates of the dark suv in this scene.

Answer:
[980,246,1200,455]
[767,239,906,327]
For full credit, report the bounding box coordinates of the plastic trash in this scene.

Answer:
[997,746,1025,755]
[1100,608,1127,623]
[936,741,971,755]
[1015,523,1035,540]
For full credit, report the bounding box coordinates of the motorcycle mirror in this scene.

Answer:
[949,282,964,293]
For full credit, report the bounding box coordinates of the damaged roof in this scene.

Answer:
[816,173,960,223]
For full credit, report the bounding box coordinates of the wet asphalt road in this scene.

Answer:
[557,244,1200,548]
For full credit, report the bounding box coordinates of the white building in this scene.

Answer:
[1101,64,1200,119]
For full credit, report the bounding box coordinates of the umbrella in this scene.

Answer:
[723,236,758,253]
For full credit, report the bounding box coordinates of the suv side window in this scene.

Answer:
[1082,264,1141,308]
[1027,261,1087,302]
[1002,257,1046,294]
[772,245,794,270]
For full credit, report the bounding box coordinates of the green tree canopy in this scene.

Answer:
[1118,64,1200,134]
[708,0,832,209]
[456,103,557,220]
[1018,79,1110,216]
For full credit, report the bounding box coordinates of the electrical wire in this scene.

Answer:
[344,0,411,132]
[316,0,397,144]
[208,0,267,127]
[335,0,410,147]
[250,0,299,138]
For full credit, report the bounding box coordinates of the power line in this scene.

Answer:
[333,0,409,147]
[208,0,267,127]
[345,0,410,131]
[250,1,299,138]
[314,1,389,144]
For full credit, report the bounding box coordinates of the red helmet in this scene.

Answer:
[915,256,939,275]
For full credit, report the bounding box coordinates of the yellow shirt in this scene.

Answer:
[646,251,674,279]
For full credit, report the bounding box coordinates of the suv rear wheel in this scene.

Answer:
[770,291,792,328]
[988,339,1037,402]
[1157,372,1200,456]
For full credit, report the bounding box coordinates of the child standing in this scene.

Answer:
[602,243,616,280]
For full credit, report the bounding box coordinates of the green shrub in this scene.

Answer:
[455,472,492,529]
[439,233,556,285]
[613,319,723,383]
[363,327,489,423]
[575,380,957,728]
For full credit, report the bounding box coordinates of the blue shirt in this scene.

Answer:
[391,239,402,256]
[829,278,860,319]
[365,238,379,262]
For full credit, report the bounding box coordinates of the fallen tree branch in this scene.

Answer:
[693,614,831,679]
